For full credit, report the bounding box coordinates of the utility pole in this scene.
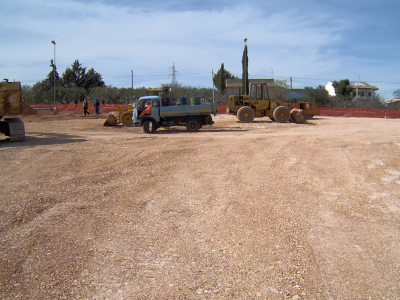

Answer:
[212,69,215,102]
[131,70,133,89]
[356,83,359,101]
[290,77,293,101]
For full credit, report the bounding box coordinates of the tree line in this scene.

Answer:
[22,59,225,105]
[23,59,106,104]
[22,59,395,109]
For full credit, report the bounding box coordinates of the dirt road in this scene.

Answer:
[1,112,400,299]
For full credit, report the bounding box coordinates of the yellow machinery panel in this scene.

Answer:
[0,81,23,116]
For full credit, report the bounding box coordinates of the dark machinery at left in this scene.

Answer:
[0,80,25,142]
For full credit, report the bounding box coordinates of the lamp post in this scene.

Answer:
[51,40,56,105]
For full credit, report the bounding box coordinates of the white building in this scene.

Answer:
[325,81,379,100]
[386,97,400,109]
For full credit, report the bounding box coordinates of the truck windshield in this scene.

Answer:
[139,99,151,107]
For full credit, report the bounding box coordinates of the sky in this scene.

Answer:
[1,0,399,101]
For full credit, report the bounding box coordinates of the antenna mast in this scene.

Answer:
[169,63,179,87]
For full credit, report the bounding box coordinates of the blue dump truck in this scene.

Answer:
[128,96,217,133]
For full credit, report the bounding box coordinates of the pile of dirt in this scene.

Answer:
[22,102,37,115]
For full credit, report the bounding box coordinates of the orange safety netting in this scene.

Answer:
[319,108,400,118]
[30,104,129,113]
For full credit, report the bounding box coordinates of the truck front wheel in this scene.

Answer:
[143,120,157,133]
[186,118,201,132]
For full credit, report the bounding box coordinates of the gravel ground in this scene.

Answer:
[1,112,400,299]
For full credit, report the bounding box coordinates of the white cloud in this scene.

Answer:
[1,0,398,99]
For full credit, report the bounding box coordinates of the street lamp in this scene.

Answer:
[51,40,56,105]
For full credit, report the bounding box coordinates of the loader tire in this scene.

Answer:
[237,106,255,123]
[120,111,133,126]
[273,106,290,123]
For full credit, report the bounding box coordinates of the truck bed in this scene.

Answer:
[159,103,216,118]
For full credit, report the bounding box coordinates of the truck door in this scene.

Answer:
[138,99,152,119]
[150,99,160,122]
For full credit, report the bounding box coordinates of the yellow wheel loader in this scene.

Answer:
[117,105,135,126]
[227,82,305,124]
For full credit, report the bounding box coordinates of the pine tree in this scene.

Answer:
[219,63,226,94]
[47,59,60,89]
[61,60,105,91]
[213,63,237,94]
[242,44,249,95]
[62,60,87,88]
[332,79,353,100]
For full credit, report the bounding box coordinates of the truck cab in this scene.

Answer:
[133,96,161,124]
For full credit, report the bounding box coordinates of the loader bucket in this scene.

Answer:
[290,108,306,124]
[104,114,117,126]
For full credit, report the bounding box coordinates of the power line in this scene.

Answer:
[104,72,211,79]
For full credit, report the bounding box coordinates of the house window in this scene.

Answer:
[358,91,364,96]
[353,92,357,97]
[368,92,372,97]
